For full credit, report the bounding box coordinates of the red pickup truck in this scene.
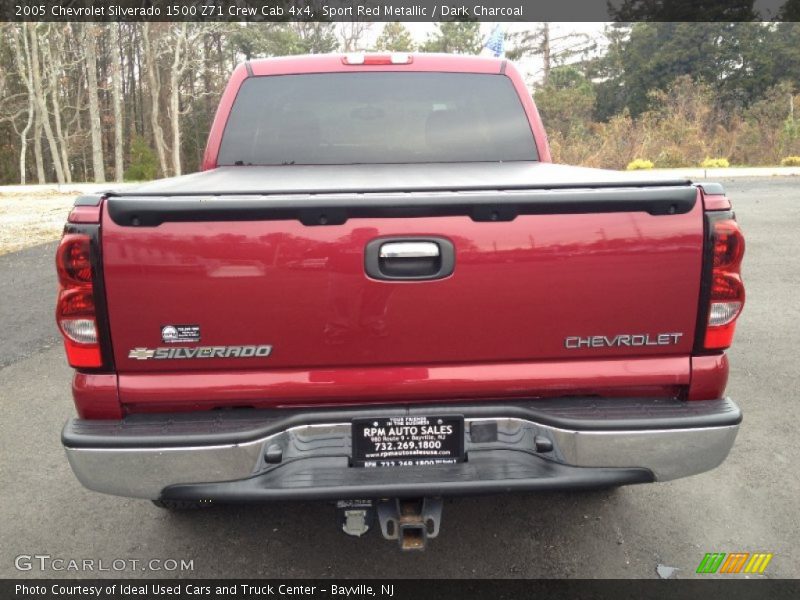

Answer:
[57,54,744,550]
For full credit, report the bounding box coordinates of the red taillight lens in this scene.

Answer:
[56,234,93,285]
[712,220,745,269]
[57,287,96,319]
[55,233,102,368]
[710,272,744,306]
[704,217,745,350]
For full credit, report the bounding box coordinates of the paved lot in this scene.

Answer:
[0,178,797,579]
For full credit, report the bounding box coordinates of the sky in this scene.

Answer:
[362,22,610,86]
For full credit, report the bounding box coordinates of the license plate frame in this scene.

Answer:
[351,415,465,468]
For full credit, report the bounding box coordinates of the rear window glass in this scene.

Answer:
[218,72,538,165]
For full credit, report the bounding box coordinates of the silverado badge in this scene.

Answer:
[128,345,272,360]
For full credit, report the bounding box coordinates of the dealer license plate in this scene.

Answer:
[351,415,464,468]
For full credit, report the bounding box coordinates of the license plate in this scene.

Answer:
[351,415,464,468]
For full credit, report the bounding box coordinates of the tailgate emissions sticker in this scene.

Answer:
[161,324,201,344]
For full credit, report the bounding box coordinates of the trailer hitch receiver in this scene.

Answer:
[376,498,444,551]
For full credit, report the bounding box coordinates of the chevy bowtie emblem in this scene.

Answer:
[128,347,156,360]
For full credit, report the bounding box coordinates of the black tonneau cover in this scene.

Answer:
[116,162,692,196]
[105,162,698,227]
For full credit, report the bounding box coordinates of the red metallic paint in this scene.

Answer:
[67,204,102,224]
[688,354,729,401]
[100,195,707,412]
[102,193,704,373]
[201,62,249,171]
[73,372,122,419]
[118,356,688,414]
[201,54,552,170]
[504,62,552,162]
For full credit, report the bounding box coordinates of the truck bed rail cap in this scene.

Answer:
[107,186,698,228]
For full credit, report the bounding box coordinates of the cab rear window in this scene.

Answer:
[218,72,538,165]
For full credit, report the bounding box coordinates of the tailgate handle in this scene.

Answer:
[379,242,439,259]
[365,237,455,281]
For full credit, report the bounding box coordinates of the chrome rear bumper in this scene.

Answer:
[62,398,741,501]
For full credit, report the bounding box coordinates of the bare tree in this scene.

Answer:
[43,25,73,183]
[143,23,170,177]
[82,24,105,182]
[542,24,551,82]
[507,23,595,83]
[8,25,35,184]
[168,24,198,177]
[338,21,373,52]
[33,111,44,183]
[28,23,66,184]
[111,24,124,182]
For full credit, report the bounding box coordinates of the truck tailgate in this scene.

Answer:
[100,163,703,381]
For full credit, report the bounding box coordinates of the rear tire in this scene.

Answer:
[151,499,207,510]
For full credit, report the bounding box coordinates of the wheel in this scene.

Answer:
[151,498,208,510]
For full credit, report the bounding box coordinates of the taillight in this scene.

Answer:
[56,233,102,368]
[56,234,93,284]
[703,215,745,350]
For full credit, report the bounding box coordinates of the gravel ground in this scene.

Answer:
[0,192,75,256]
